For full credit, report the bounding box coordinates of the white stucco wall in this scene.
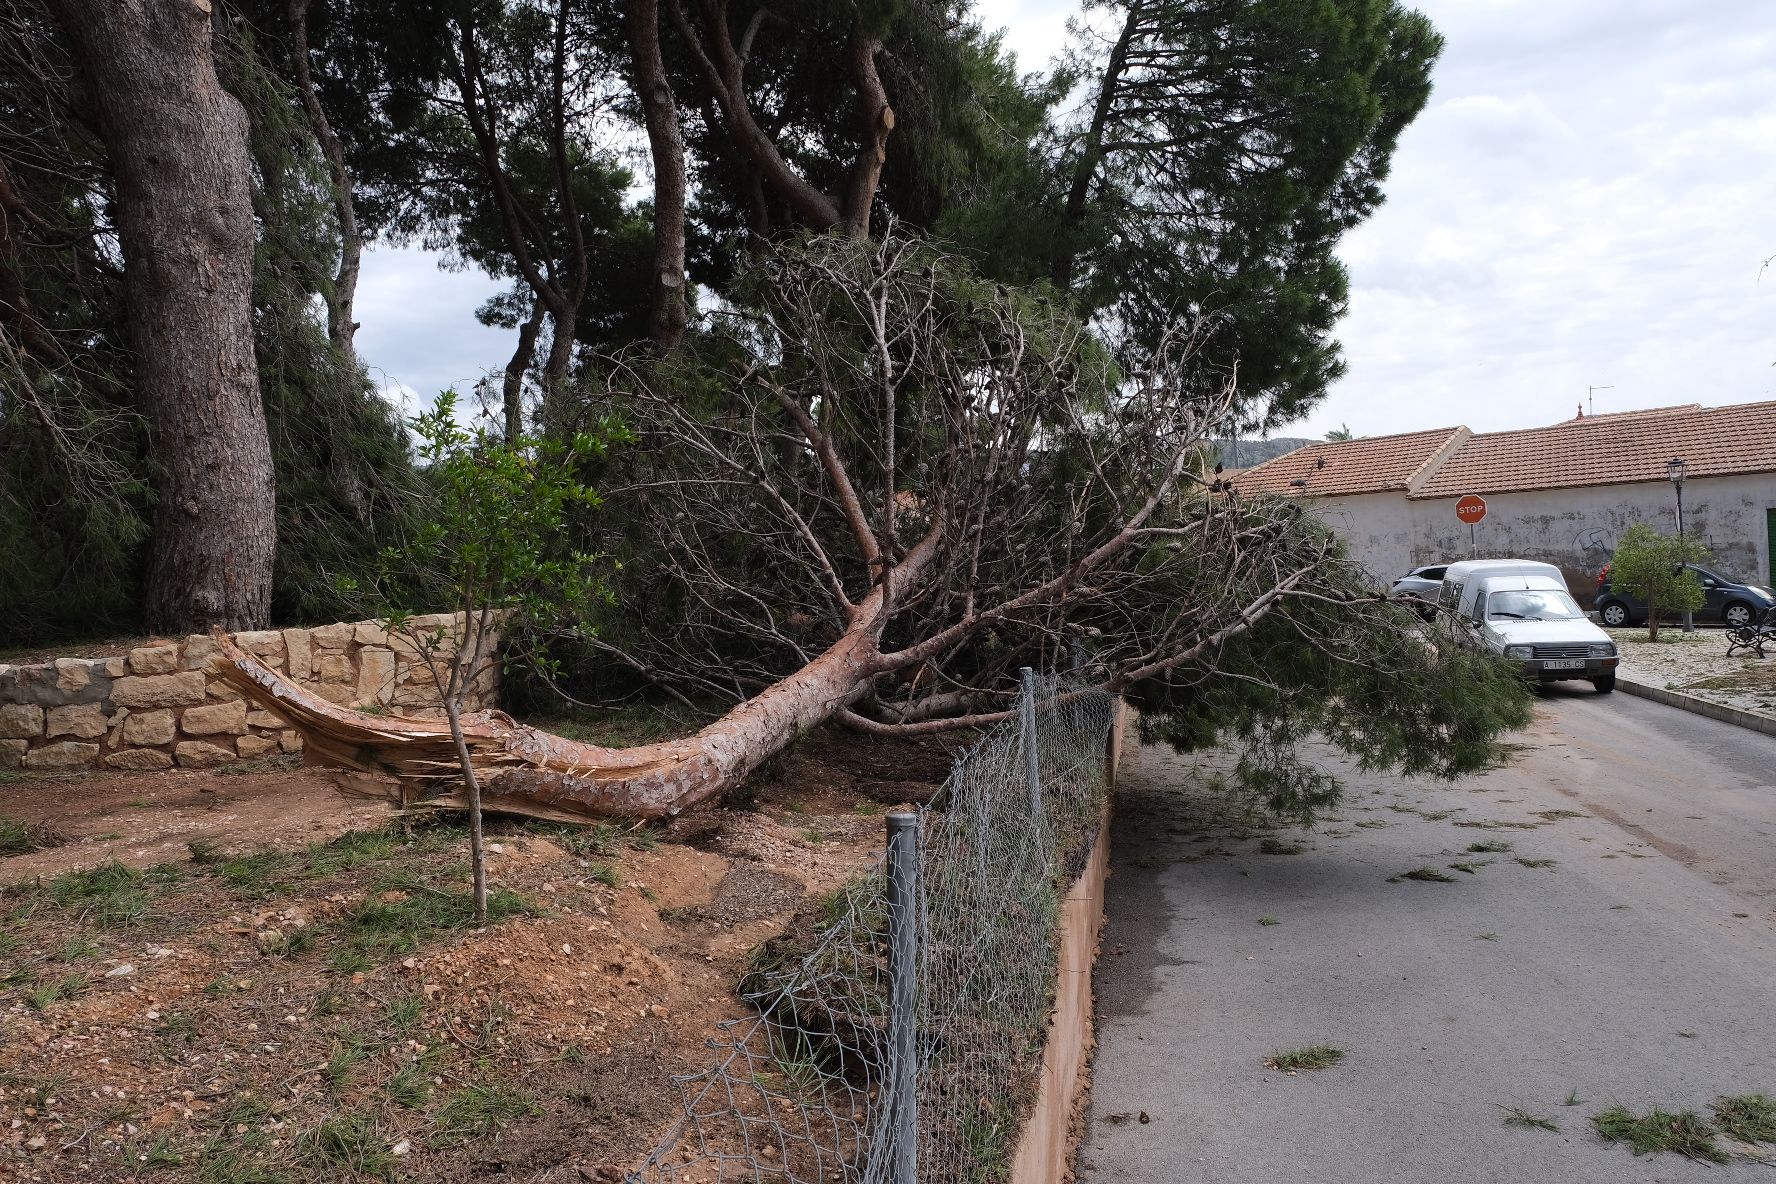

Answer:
[1307,474,1776,594]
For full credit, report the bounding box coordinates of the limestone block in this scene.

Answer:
[236,734,280,760]
[181,634,220,672]
[104,658,127,677]
[106,749,174,771]
[53,658,93,693]
[0,703,45,739]
[315,653,354,682]
[310,621,353,650]
[284,629,313,682]
[247,709,289,729]
[181,700,249,736]
[0,739,26,767]
[122,710,176,746]
[112,672,206,710]
[313,682,356,706]
[279,730,305,753]
[206,680,244,701]
[46,703,108,739]
[357,647,396,705]
[128,645,180,675]
[24,741,99,770]
[391,683,441,708]
[233,630,286,656]
[354,620,389,646]
[175,740,237,768]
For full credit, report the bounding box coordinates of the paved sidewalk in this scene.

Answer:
[1084,689,1776,1184]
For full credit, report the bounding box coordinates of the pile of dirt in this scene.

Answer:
[0,722,959,1182]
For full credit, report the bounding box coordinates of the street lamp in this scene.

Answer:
[1667,457,1695,633]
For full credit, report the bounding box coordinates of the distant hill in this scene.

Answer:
[1211,437,1316,469]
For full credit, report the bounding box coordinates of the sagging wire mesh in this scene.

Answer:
[629,671,1116,1184]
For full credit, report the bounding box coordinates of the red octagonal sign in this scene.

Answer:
[1455,494,1487,525]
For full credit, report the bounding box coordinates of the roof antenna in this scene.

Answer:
[1587,383,1614,417]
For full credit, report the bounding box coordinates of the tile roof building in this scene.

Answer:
[1235,401,1776,592]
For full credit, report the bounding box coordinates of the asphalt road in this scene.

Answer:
[1084,688,1776,1183]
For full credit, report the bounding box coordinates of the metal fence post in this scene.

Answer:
[1020,666,1044,830]
[886,812,920,1184]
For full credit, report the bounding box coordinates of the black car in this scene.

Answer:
[1593,564,1776,628]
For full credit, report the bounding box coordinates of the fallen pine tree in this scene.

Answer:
[215,233,1530,826]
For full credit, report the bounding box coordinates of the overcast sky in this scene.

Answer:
[355,0,1776,439]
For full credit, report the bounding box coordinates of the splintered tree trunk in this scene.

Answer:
[48,0,277,633]
[210,613,883,820]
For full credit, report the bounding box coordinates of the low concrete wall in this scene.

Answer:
[0,614,498,773]
[1010,722,1121,1184]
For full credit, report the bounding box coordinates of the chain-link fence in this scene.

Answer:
[629,669,1116,1184]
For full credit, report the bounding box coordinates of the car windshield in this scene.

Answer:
[1487,589,1584,621]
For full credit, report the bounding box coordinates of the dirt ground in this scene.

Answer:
[0,724,964,1182]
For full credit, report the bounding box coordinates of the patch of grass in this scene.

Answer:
[1256,916,1280,926]
[1476,933,1500,941]
[187,838,224,866]
[1500,1106,1560,1132]
[1258,838,1304,855]
[1453,819,1538,830]
[24,971,87,1011]
[1711,1094,1776,1144]
[327,884,539,973]
[1565,1089,1585,1106]
[1515,857,1558,870]
[1448,861,1492,874]
[215,851,296,898]
[122,1136,184,1174]
[431,1084,539,1146]
[638,885,658,903]
[1466,839,1513,854]
[325,1034,366,1092]
[0,816,58,855]
[800,827,824,845]
[386,1063,431,1109]
[1265,1045,1344,1073]
[1354,819,1390,829]
[311,987,349,1018]
[301,1111,393,1178]
[1592,1105,1727,1163]
[1533,809,1586,822]
[55,935,99,962]
[304,827,402,878]
[381,992,423,1031]
[48,860,163,927]
[1391,867,1457,883]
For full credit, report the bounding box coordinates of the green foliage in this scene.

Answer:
[1608,522,1707,639]
[1591,1105,1727,1163]
[361,389,623,653]
[1129,514,1532,822]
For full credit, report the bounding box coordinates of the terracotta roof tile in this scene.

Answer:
[1411,400,1776,499]
[1233,427,1466,497]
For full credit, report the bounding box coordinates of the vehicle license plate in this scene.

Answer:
[1543,658,1585,671]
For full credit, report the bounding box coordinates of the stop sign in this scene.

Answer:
[1456,494,1487,525]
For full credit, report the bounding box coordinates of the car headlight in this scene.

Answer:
[1504,645,1533,660]
[1587,643,1616,657]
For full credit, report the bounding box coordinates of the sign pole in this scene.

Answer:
[1470,521,1476,558]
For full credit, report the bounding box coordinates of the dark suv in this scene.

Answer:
[1593,564,1776,628]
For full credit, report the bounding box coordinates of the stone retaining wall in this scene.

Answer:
[0,615,499,774]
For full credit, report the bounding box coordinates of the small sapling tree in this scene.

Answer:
[359,390,621,920]
[1609,522,1707,641]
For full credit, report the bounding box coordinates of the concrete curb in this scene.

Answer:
[1616,676,1776,738]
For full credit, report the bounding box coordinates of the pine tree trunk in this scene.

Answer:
[48,0,277,633]
[629,0,688,352]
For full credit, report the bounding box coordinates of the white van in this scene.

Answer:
[1437,560,1621,693]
